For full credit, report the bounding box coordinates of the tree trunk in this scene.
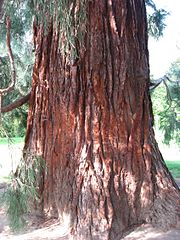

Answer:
[24,0,179,239]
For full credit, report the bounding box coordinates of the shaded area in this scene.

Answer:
[0,200,180,240]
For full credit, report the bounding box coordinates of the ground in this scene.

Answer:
[0,142,180,239]
[0,196,180,240]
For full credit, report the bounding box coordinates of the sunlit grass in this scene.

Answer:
[0,137,24,145]
[165,160,180,178]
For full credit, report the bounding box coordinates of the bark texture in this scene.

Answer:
[24,0,179,239]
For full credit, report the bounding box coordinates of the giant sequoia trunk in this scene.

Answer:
[24,0,179,239]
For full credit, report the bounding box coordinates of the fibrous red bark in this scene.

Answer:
[24,1,179,239]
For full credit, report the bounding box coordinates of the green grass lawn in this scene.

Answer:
[165,160,180,179]
[0,137,24,145]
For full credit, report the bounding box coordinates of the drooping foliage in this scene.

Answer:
[146,0,169,39]
[152,59,180,146]
[1,0,88,59]
[1,154,46,231]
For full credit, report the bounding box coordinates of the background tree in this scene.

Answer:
[0,0,33,137]
[151,59,180,146]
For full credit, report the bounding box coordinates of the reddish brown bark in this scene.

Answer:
[24,1,179,239]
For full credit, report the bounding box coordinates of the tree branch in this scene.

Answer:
[149,76,165,90]
[150,75,180,90]
[1,93,30,113]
